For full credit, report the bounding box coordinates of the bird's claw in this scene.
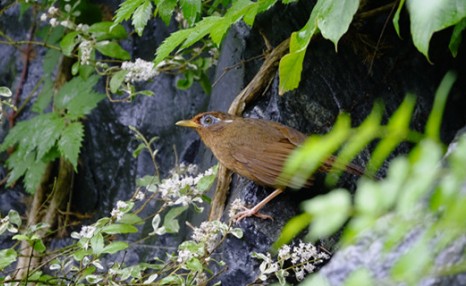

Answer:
[233,206,273,222]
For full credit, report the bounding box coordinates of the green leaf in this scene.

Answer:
[118,213,144,225]
[0,86,12,97]
[110,70,129,93]
[113,0,146,24]
[274,212,312,249]
[60,31,79,56]
[344,268,374,286]
[425,71,456,142]
[102,223,138,234]
[36,114,65,160]
[392,0,406,38]
[369,95,416,172]
[406,0,466,61]
[102,241,129,254]
[391,238,432,283]
[154,0,177,25]
[182,16,222,49]
[180,0,201,26]
[317,0,359,50]
[58,122,84,171]
[302,189,351,240]
[32,79,54,113]
[163,206,188,233]
[133,0,152,36]
[280,114,351,189]
[278,49,305,95]
[186,257,203,272]
[95,41,130,60]
[154,29,192,64]
[23,159,48,194]
[89,22,128,41]
[196,171,217,193]
[91,232,105,255]
[449,18,466,57]
[55,75,105,119]
[33,239,47,253]
[0,249,17,270]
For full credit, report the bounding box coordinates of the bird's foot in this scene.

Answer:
[233,206,273,222]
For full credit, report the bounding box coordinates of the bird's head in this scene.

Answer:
[176,111,235,129]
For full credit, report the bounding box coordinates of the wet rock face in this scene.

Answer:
[1,1,466,284]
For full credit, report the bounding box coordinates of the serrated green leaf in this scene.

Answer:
[316,0,359,50]
[155,29,192,64]
[180,0,201,26]
[163,206,188,233]
[89,21,128,41]
[0,249,17,270]
[110,70,129,93]
[113,0,146,24]
[60,31,79,56]
[102,223,138,234]
[23,159,48,194]
[55,75,105,119]
[303,189,351,240]
[36,114,65,160]
[95,41,130,60]
[155,0,177,25]
[449,18,466,57]
[32,79,54,113]
[43,48,62,76]
[133,0,152,36]
[407,0,466,61]
[182,16,222,49]
[58,122,84,170]
[102,241,129,254]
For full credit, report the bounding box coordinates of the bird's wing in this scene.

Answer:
[232,140,313,189]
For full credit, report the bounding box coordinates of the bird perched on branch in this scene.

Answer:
[176,111,365,221]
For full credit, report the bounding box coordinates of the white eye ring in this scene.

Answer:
[201,115,218,126]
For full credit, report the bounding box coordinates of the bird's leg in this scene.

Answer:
[234,188,284,222]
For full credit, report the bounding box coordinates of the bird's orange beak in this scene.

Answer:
[176,119,200,128]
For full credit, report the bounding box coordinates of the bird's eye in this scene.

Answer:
[200,115,217,126]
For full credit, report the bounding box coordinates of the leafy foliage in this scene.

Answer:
[0,76,104,193]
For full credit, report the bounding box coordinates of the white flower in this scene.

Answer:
[135,191,145,201]
[49,18,58,27]
[295,267,305,281]
[60,20,75,29]
[48,6,59,16]
[228,199,244,219]
[121,58,159,83]
[40,13,47,21]
[78,40,93,65]
[278,244,291,260]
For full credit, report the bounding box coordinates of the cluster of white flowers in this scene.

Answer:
[154,163,215,207]
[228,198,245,219]
[191,221,230,252]
[121,58,160,83]
[78,39,93,65]
[110,200,130,221]
[254,241,330,283]
[71,225,96,240]
[40,5,89,32]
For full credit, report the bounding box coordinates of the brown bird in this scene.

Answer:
[176,111,365,221]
